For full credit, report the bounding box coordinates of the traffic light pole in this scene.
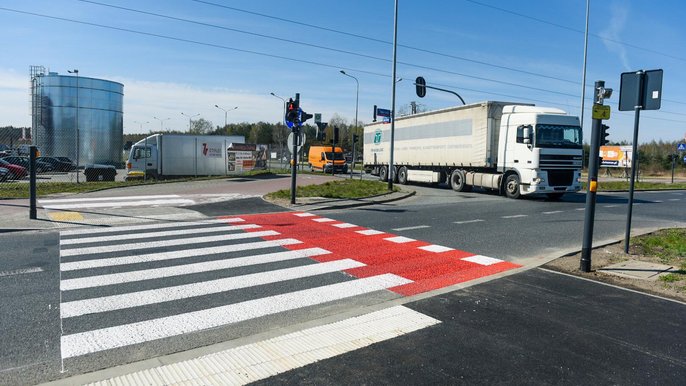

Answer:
[290,93,300,205]
[580,80,606,272]
[624,99,643,253]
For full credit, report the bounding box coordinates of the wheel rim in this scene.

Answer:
[506,177,518,195]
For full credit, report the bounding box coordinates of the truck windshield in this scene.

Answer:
[535,124,582,149]
[324,152,345,160]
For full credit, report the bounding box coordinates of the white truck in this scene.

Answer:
[363,101,583,199]
[126,134,245,179]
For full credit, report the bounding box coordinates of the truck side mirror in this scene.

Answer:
[522,126,532,145]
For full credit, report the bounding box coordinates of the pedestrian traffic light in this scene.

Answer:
[286,98,299,123]
[600,124,610,146]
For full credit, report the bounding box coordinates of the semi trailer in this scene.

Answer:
[363,101,583,199]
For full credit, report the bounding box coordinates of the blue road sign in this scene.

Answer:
[683,155,686,164]
[677,143,686,151]
[376,108,391,117]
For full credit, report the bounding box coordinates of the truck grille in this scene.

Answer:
[545,169,575,186]
[539,154,582,169]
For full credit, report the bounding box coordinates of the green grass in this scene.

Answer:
[265,179,398,200]
[632,228,686,262]
[583,180,686,191]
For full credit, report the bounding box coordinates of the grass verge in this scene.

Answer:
[265,179,398,200]
[583,180,686,191]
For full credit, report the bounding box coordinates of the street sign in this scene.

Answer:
[677,143,686,151]
[287,132,306,147]
[376,108,391,117]
[619,69,663,111]
[314,113,321,124]
[592,104,611,120]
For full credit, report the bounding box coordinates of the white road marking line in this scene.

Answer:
[356,229,385,236]
[85,306,439,386]
[60,274,412,359]
[40,195,183,204]
[332,223,358,228]
[0,267,45,277]
[59,218,244,237]
[384,236,416,243]
[60,224,261,245]
[312,218,336,223]
[293,213,315,217]
[418,245,454,253]
[42,199,196,210]
[462,255,504,266]
[501,214,527,219]
[60,230,280,257]
[453,219,485,224]
[576,207,586,211]
[542,210,564,215]
[603,205,619,208]
[61,259,364,318]
[60,247,331,291]
[668,198,681,201]
[61,239,303,271]
[391,225,431,231]
[653,200,664,203]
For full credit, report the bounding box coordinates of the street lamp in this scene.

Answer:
[214,105,238,127]
[153,116,170,132]
[339,70,359,128]
[68,69,79,182]
[270,92,287,122]
[133,120,150,131]
[181,112,199,132]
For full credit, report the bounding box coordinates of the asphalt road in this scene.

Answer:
[2,179,685,385]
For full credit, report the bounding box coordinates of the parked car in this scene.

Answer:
[37,156,73,172]
[55,157,77,170]
[1,156,54,173]
[0,159,28,179]
[0,167,9,182]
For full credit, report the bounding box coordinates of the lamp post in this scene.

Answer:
[340,70,359,179]
[153,116,170,132]
[68,69,79,182]
[133,120,149,131]
[181,112,199,132]
[214,105,237,128]
[270,92,287,122]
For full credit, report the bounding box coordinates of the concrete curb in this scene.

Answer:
[264,189,417,212]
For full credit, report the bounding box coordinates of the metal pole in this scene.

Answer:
[671,155,675,184]
[624,107,642,253]
[580,80,604,272]
[388,0,398,191]
[290,94,300,205]
[579,0,590,129]
[29,146,37,219]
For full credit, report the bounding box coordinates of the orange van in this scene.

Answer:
[308,146,348,173]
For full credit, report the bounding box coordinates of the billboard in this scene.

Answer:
[599,145,633,168]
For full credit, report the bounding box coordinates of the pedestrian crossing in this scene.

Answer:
[58,212,520,366]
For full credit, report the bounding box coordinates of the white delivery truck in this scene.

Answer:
[126,134,245,179]
[364,101,583,199]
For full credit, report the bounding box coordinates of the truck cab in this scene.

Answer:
[498,106,583,199]
[126,142,158,177]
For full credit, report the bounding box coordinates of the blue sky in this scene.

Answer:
[1,0,685,143]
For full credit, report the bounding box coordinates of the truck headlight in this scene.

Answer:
[533,177,545,183]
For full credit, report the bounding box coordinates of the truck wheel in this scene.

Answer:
[450,169,468,192]
[379,166,388,181]
[504,174,521,199]
[398,167,408,185]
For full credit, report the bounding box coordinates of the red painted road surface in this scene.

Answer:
[226,212,520,296]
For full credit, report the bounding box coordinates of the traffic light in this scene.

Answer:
[333,127,339,143]
[415,76,426,98]
[286,98,299,123]
[352,134,359,143]
[300,110,313,124]
[316,122,328,141]
[600,124,610,146]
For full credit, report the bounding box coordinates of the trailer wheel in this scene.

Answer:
[398,167,408,185]
[504,174,521,199]
[379,166,388,181]
[450,169,468,192]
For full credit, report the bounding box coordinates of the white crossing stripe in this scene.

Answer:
[418,245,454,253]
[61,259,364,318]
[462,255,503,266]
[384,236,416,243]
[293,213,315,217]
[84,306,439,386]
[332,223,358,228]
[0,267,45,277]
[60,248,331,290]
[453,219,485,224]
[356,229,385,236]
[40,195,184,204]
[60,274,412,358]
[60,230,280,257]
[61,238,303,271]
[60,224,261,245]
[42,198,196,210]
[392,225,430,231]
[313,218,336,223]
[59,218,244,237]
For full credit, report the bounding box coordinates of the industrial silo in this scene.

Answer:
[30,66,124,166]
